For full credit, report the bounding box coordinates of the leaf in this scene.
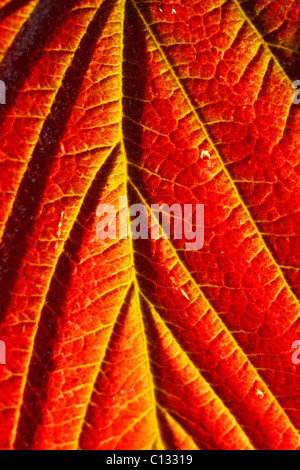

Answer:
[237,0,300,81]
[0,0,299,450]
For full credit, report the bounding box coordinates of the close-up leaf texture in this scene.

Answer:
[0,0,299,451]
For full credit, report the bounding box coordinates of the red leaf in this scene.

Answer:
[0,0,299,450]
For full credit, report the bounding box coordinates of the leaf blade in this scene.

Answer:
[0,0,299,451]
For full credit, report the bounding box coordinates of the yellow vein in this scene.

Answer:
[119,5,165,447]
[157,406,201,450]
[10,141,117,450]
[233,0,292,85]
[0,3,102,245]
[130,0,300,314]
[74,281,132,449]
[120,132,165,450]
[142,294,255,450]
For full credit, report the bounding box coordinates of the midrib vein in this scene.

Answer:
[121,157,165,448]
[75,0,156,449]
[116,1,164,449]
[130,0,300,314]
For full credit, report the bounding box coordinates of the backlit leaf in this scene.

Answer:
[0,0,299,450]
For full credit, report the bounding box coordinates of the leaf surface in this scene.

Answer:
[0,0,299,450]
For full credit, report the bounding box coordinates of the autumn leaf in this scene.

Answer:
[0,0,299,451]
